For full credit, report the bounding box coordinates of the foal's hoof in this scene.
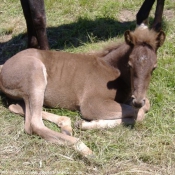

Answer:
[61,126,72,136]
[73,140,94,158]
[61,129,72,136]
[9,104,25,116]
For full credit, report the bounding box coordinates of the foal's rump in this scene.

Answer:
[0,50,46,100]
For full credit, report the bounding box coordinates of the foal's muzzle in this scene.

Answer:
[131,95,145,108]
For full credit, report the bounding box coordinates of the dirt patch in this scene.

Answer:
[163,9,174,20]
[118,9,175,23]
[118,10,135,22]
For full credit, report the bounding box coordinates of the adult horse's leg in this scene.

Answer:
[20,0,38,48]
[136,0,165,31]
[20,0,49,50]
[152,0,165,31]
[136,0,156,26]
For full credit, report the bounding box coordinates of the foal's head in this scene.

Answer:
[124,27,165,108]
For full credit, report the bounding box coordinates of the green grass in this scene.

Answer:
[0,0,175,174]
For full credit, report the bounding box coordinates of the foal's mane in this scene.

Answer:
[93,42,125,58]
[129,27,160,50]
[93,27,160,58]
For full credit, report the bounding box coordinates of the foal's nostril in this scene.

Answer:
[132,98,145,108]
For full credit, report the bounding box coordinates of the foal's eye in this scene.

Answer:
[128,61,132,68]
[151,66,157,75]
[153,67,156,71]
[153,64,157,71]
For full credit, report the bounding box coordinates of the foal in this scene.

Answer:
[0,27,165,156]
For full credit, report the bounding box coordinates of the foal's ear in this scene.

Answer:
[156,30,166,48]
[124,30,135,46]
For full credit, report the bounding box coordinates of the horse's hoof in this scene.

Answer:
[9,104,24,116]
[61,126,72,136]
[61,129,72,136]
[73,140,93,157]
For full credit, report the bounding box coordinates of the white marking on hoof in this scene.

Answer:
[73,140,93,157]
[77,119,122,130]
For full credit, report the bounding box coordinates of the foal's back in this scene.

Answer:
[3,49,119,110]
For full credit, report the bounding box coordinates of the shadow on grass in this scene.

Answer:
[48,17,136,49]
[0,17,136,64]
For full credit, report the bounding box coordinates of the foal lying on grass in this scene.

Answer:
[0,27,165,157]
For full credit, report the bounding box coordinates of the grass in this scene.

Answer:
[0,0,175,174]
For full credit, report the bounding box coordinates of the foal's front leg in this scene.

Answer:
[78,98,137,130]
[76,118,135,130]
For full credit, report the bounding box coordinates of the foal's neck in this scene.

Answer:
[99,43,132,84]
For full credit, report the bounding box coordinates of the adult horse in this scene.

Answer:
[20,0,165,50]
[20,0,49,50]
[0,27,165,156]
[136,0,165,31]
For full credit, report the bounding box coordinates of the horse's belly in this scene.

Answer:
[43,88,80,111]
